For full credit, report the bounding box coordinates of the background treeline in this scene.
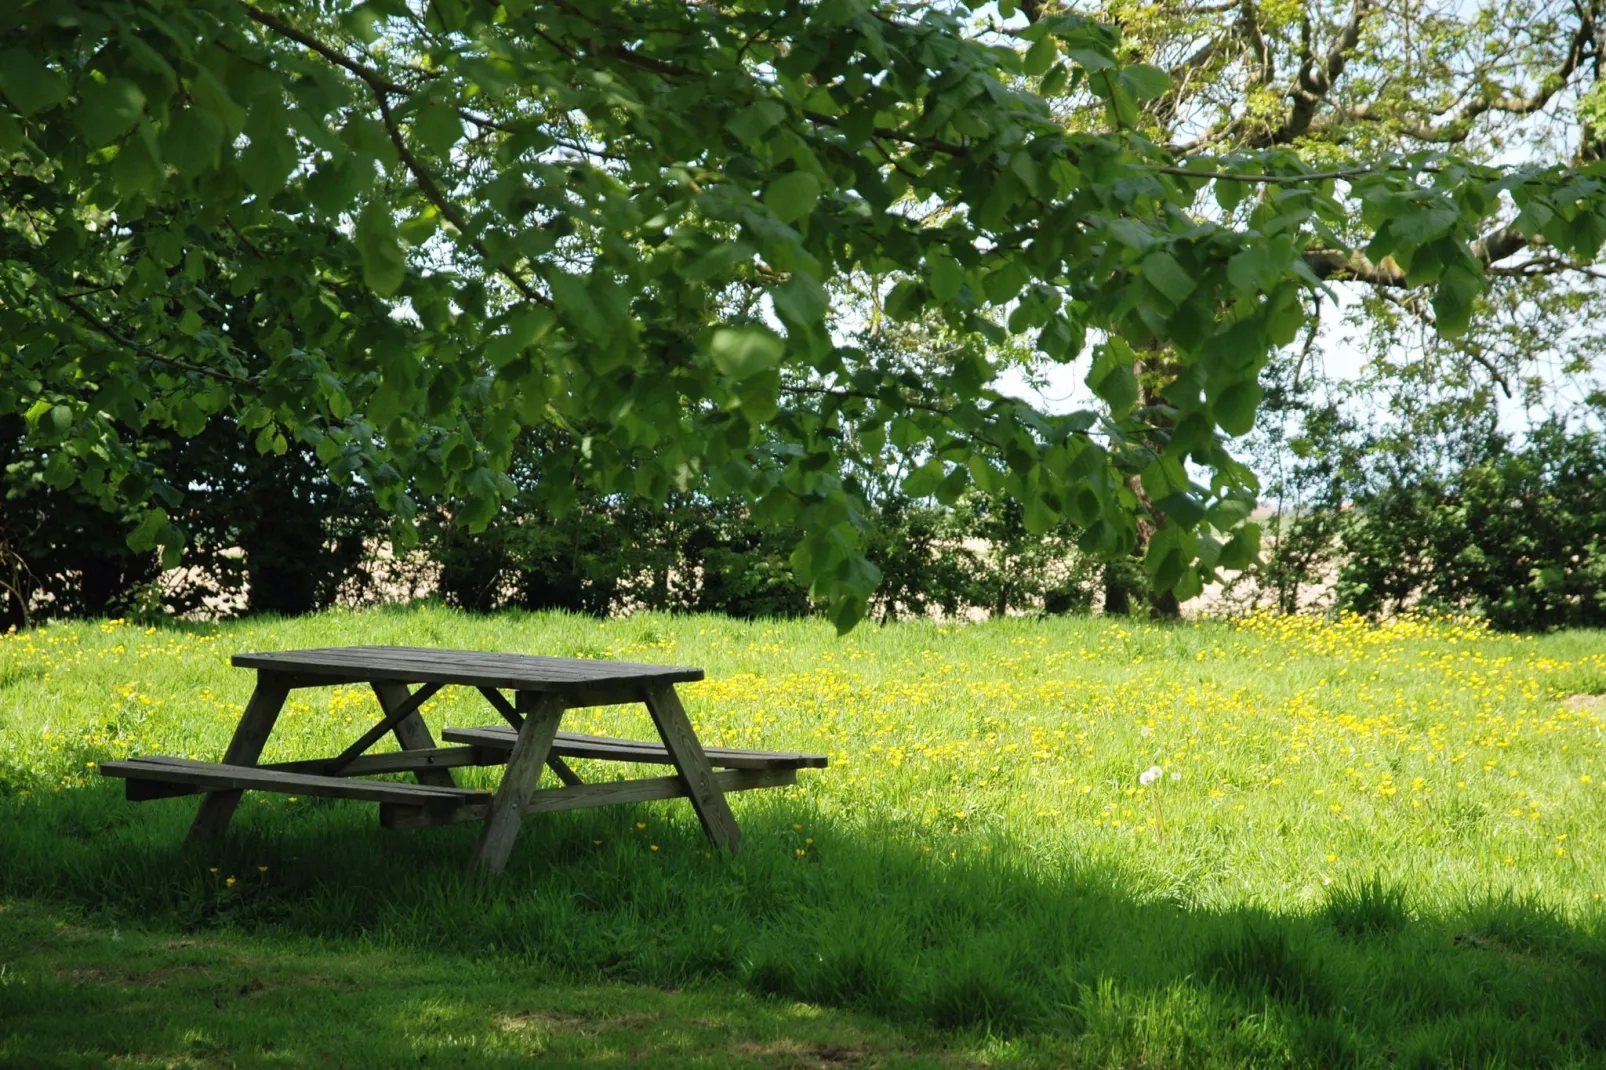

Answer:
[1244,384,1606,632]
[5,395,1605,632]
[0,417,1100,630]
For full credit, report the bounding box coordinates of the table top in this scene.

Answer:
[232,646,704,693]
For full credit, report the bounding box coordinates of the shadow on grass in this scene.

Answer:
[2,782,1605,1068]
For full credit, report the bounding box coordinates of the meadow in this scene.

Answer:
[1,606,1604,1067]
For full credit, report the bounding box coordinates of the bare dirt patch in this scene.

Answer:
[496,1010,662,1037]
[1564,694,1606,714]
[733,1040,867,1066]
[58,964,211,987]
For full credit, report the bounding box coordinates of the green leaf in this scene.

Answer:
[549,272,607,340]
[772,273,827,327]
[355,199,406,297]
[240,127,298,197]
[1040,62,1070,97]
[1215,180,1246,213]
[508,304,556,348]
[1065,47,1114,73]
[709,326,784,380]
[126,507,169,553]
[1226,247,1271,295]
[686,241,753,281]
[736,369,781,423]
[162,107,224,179]
[829,593,867,635]
[902,459,946,498]
[413,104,463,157]
[1431,264,1483,338]
[1206,496,1254,529]
[928,254,964,303]
[1118,64,1170,100]
[0,49,68,115]
[1212,380,1261,437]
[884,279,926,321]
[1023,495,1058,535]
[1388,204,1459,247]
[1086,340,1139,413]
[935,466,969,506]
[0,109,22,153]
[74,78,147,147]
[1142,251,1195,304]
[174,398,207,437]
[1218,525,1261,570]
[981,260,1027,304]
[1140,457,1186,501]
[727,99,787,145]
[1024,35,1058,77]
[1154,491,1204,529]
[190,67,246,135]
[765,171,821,224]
[1173,565,1204,602]
[43,450,75,489]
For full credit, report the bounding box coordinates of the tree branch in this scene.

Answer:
[1253,0,1374,146]
[245,4,552,308]
[54,292,259,387]
[1302,224,1554,287]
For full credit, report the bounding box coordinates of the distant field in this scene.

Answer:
[2,607,1605,1067]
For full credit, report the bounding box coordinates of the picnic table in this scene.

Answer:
[99,646,826,874]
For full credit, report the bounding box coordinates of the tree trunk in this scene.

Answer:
[1103,346,1184,620]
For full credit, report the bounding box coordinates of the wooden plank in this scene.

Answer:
[469,692,565,876]
[643,683,741,854]
[231,646,704,693]
[546,754,584,787]
[374,680,456,788]
[273,746,503,777]
[381,768,797,830]
[235,646,697,681]
[326,681,445,775]
[552,684,663,709]
[476,686,523,729]
[118,746,506,799]
[105,757,488,806]
[187,673,291,841]
[441,726,829,771]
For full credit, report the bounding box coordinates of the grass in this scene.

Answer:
[1,605,1604,1066]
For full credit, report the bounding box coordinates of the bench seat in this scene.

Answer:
[101,756,491,805]
[441,726,829,771]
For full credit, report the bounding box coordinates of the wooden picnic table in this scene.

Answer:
[99,646,826,874]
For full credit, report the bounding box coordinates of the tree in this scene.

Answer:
[3,0,1605,630]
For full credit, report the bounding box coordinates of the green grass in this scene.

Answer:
[2,606,1605,1066]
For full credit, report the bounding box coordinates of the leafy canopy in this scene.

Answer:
[3,0,1605,629]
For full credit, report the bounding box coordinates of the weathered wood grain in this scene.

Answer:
[373,680,457,788]
[119,745,507,799]
[187,674,291,841]
[469,692,565,876]
[643,684,741,854]
[105,756,488,806]
[441,726,829,771]
[545,754,584,786]
[232,646,703,694]
[326,681,444,775]
[476,686,523,729]
[380,768,797,830]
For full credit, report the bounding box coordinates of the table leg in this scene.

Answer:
[643,683,741,854]
[373,681,456,788]
[470,691,565,876]
[188,673,291,841]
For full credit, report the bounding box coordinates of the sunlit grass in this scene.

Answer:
[2,606,1604,1066]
